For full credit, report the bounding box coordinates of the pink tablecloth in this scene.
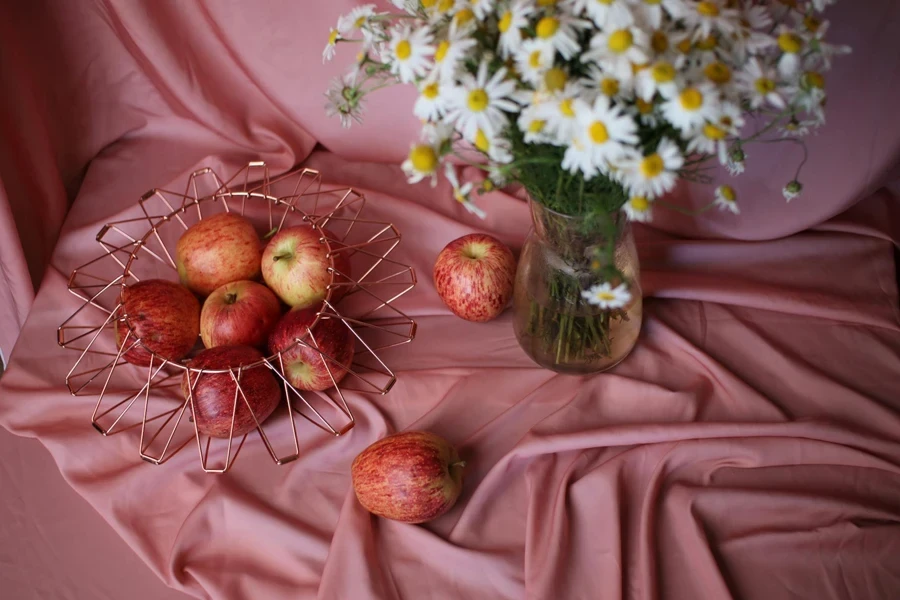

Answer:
[1,1,900,599]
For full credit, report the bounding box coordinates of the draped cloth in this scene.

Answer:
[0,1,899,598]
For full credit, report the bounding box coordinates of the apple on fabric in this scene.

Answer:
[261,225,351,309]
[115,279,200,366]
[433,233,516,323]
[351,431,464,524]
[200,280,282,349]
[268,305,355,391]
[182,345,281,438]
[176,212,262,296]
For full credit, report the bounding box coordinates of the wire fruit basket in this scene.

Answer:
[57,162,417,473]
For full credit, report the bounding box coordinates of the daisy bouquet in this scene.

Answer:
[323,0,848,367]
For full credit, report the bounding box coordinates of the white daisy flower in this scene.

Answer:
[469,0,496,21]
[730,4,774,61]
[534,13,589,60]
[445,61,519,140]
[581,282,632,310]
[738,58,786,110]
[661,83,720,134]
[775,26,805,78]
[389,0,418,13]
[668,0,738,42]
[586,25,651,81]
[725,155,745,175]
[337,4,378,38]
[780,118,816,138]
[420,121,455,145]
[632,0,689,30]
[635,59,680,101]
[685,102,743,165]
[585,65,634,102]
[517,104,554,144]
[444,164,487,219]
[323,28,341,62]
[513,39,555,87]
[469,127,514,164]
[783,180,803,202]
[535,83,585,146]
[387,24,435,83]
[714,185,739,214]
[566,0,634,29]
[628,97,660,127]
[402,142,442,186]
[811,0,837,12]
[414,77,450,122]
[433,21,478,82]
[497,0,535,58]
[788,71,827,115]
[622,194,654,222]
[324,71,365,128]
[619,137,684,197]
[562,96,640,179]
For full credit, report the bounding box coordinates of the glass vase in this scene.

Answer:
[512,197,642,374]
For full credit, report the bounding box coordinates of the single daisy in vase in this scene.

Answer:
[586,25,651,81]
[533,12,588,60]
[623,194,654,222]
[774,25,805,78]
[714,185,739,214]
[433,21,478,82]
[562,95,639,179]
[661,83,720,133]
[635,59,680,101]
[581,282,632,310]
[567,0,634,29]
[737,58,786,109]
[388,24,435,83]
[402,142,442,185]
[619,137,684,197]
[497,0,535,58]
[445,60,519,140]
[413,77,450,122]
[514,39,555,87]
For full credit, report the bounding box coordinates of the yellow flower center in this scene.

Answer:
[803,15,821,33]
[600,77,620,96]
[651,62,676,83]
[454,8,475,25]
[354,16,366,28]
[778,32,803,54]
[422,82,440,99]
[435,40,450,63]
[704,61,731,84]
[560,98,575,117]
[679,88,703,111]
[544,68,568,91]
[608,30,634,53]
[537,0,558,5]
[640,154,665,178]
[421,0,437,6]
[804,71,825,89]
[651,31,669,53]
[438,0,454,12]
[598,292,616,301]
[630,196,650,211]
[528,50,543,68]
[482,179,495,191]
[528,119,546,133]
[719,185,736,202]
[636,98,653,115]
[474,129,490,152]
[498,11,513,33]
[703,123,727,140]
[755,77,776,94]
[644,0,662,4]
[467,89,489,112]
[697,2,719,17]
[328,29,340,46]
[536,17,559,39]
[395,40,412,61]
[409,145,437,173]
[589,121,609,144]
[676,38,692,54]
[597,0,614,5]
[695,35,717,50]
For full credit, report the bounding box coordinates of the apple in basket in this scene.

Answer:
[433,233,516,323]
[115,279,200,366]
[268,305,355,391]
[200,280,282,349]
[351,432,465,524]
[182,345,281,438]
[262,225,352,309]
[176,212,262,296]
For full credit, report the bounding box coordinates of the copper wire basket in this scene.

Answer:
[57,162,417,473]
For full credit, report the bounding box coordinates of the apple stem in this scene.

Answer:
[450,461,466,468]
[224,293,238,305]
[273,254,290,262]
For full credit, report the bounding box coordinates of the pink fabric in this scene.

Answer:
[1,1,900,599]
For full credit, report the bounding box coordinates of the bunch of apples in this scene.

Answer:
[115,212,355,439]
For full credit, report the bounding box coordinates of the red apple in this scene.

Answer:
[176,212,262,296]
[268,305,355,391]
[262,225,349,308]
[182,345,281,438]
[351,432,465,524]
[433,233,516,322]
[115,279,200,366]
[200,280,282,349]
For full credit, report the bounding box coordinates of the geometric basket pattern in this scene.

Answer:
[57,162,417,472]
